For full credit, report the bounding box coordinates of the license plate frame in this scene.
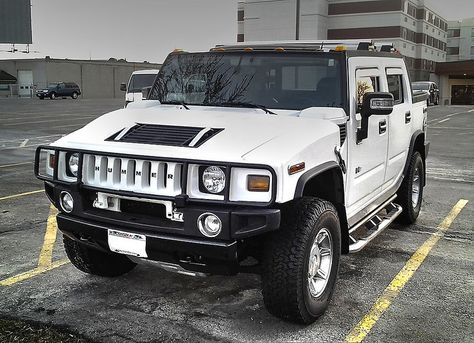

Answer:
[108,229,148,258]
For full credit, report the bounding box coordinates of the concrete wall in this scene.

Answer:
[0,59,161,99]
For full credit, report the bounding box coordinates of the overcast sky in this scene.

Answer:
[0,0,473,63]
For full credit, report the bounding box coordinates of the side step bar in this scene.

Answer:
[348,195,402,253]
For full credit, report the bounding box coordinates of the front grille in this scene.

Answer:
[120,199,167,218]
[82,154,182,196]
[109,124,223,148]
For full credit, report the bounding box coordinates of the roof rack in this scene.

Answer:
[213,40,397,53]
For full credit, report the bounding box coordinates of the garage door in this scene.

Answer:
[18,70,33,98]
[451,85,474,105]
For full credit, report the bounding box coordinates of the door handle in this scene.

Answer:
[405,111,411,124]
[379,120,387,134]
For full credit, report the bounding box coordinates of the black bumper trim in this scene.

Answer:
[57,213,241,275]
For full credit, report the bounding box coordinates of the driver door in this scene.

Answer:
[346,65,389,218]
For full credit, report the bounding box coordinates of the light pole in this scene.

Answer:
[296,0,301,40]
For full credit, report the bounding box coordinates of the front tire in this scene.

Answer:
[64,236,136,277]
[71,92,78,99]
[261,197,341,324]
[50,92,56,100]
[396,151,424,224]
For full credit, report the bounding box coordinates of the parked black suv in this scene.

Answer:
[36,82,81,100]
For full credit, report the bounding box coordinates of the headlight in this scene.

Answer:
[202,166,226,194]
[67,153,79,176]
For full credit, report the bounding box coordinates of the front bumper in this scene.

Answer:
[47,182,280,274]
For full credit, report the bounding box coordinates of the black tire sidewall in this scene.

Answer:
[302,210,341,318]
[404,152,424,220]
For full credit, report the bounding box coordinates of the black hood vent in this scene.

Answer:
[107,124,223,148]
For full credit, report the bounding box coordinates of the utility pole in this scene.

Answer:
[295,0,301,40]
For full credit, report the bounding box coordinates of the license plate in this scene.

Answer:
[108,229,147,258]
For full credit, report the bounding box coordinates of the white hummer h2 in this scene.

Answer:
[35,41,429,324]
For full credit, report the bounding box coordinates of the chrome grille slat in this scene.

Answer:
[82,154,182,196]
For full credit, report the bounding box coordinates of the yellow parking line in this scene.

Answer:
[0,259,69,287]
[0,189,43,201]
[38,205,58,268]
[0,204,70,287]
[345,199,469,343]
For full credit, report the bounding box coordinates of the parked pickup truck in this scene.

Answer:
[35,41,429,324]
[120,69,160,106]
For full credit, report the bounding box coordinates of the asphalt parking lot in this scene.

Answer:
[0,98,472,343]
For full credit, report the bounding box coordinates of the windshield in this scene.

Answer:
[128,74,157,93]
[149,52,343,110]
[412,83,429,90]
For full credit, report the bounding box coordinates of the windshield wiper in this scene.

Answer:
[218,102,276,115]
[161,101,190,110]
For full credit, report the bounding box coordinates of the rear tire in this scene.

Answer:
[261,197,341,324]
[396,151,424,224]
[64,236,136,277]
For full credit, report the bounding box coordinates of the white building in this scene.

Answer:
[237,0,448,80]
[447,17,474,61]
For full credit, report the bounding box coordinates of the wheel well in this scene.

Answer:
[413,133,425,160]
[299,168,350,254]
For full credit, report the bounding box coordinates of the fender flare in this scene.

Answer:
[294,161,342,199]
[403,130,427,186]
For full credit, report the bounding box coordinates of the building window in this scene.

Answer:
[447,29,460,38]
[471,46,474,55]
[412,45,415,51]
[404,16,408,22]
[471,28,474,37]
[237,34,244,42]
[447,47,460,55]
[237,10,244,22]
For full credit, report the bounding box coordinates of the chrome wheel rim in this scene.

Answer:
[412,167,421,208]
[307,228,333,298]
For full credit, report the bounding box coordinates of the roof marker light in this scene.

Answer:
[335,45,347,52]
[244,47,254,52]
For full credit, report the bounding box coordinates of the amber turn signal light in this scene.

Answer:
[247,175,270,192]
[288,162,305,175]
[49,153,56,169]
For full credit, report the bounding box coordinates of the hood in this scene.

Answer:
[52,103,339,165]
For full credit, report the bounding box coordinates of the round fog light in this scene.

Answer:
[197,213,222,237]
[60,191,74,213]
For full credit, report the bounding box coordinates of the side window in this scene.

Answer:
[387,74,404,104]
[356,75,379,112]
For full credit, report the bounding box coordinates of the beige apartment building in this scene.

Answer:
[237,0,448,80]
[447,17,474,61]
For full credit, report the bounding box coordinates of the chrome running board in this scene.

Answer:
[348,195,402,253]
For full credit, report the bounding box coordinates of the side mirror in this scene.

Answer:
[120,83,127,92]
[357,92,394,142]
[141,86,152,100]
